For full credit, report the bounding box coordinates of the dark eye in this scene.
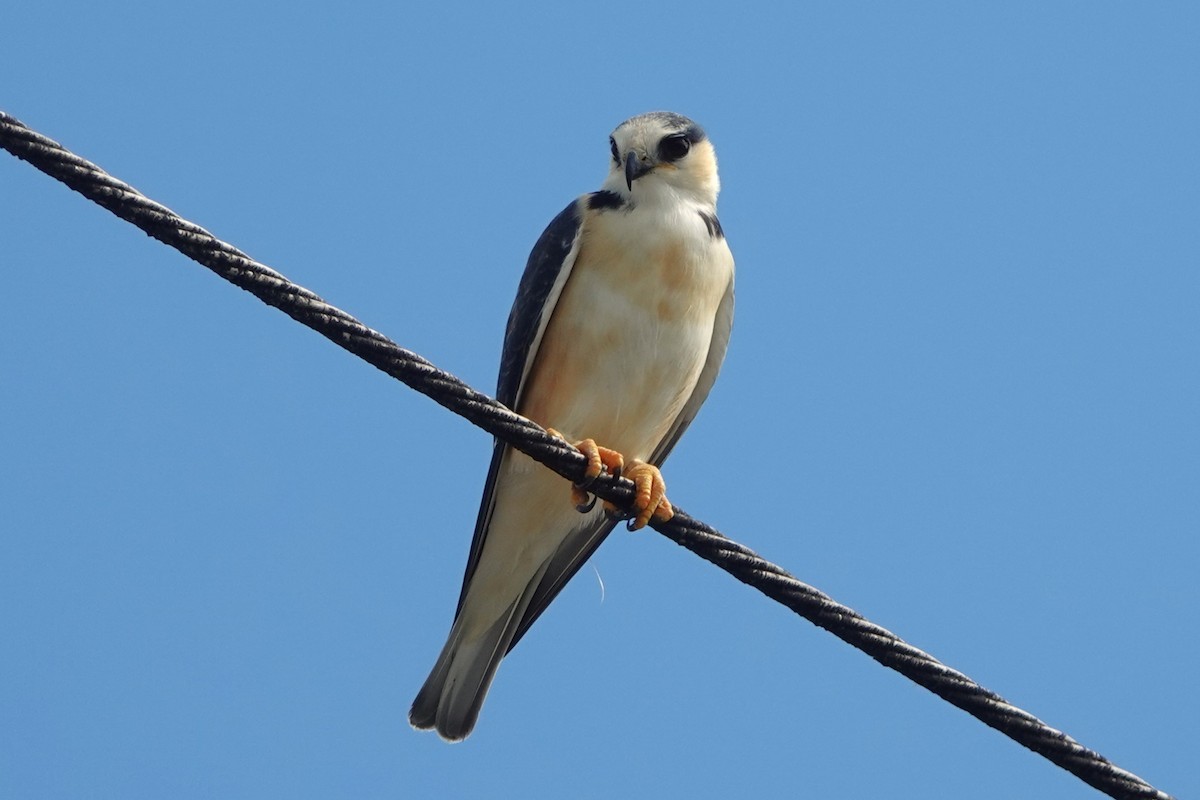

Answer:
[609,136,620,164]
[658,133,691,162]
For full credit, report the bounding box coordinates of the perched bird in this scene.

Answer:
[409,111,735,741]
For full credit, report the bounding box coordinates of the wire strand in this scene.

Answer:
[0,110,1175,800]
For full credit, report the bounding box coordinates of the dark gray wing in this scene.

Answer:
[455,198,586,615]
[509,517,619,648]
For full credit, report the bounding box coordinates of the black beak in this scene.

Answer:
[625,152,653,190]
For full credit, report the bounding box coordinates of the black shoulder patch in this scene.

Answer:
[699,211,724,240]
[496,199,583,408]
[587,190,624,211]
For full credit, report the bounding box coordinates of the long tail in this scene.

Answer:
[409,575,543,742]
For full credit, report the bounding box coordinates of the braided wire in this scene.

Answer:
[0,111,1174,800]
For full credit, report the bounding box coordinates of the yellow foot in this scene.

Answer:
[547,429,624,512]
[545,430,673,528]
[612,459,674,530]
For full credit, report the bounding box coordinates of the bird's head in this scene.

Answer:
[602,112,720,207]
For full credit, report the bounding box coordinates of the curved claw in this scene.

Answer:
[624,460,674,530]
[543,432,672,528]
[550,428,627,516]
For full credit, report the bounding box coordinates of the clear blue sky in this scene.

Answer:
[2,3,1195,798]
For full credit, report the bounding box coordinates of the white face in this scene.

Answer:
[602,112,720,206]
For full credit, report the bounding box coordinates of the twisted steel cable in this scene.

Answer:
[0,110,1174,800]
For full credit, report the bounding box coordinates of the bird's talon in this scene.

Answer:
[568,434,624,484]
[550,437,670,528]
[548,429,629,513]
[622,460,672,531]
[569,482,597,513]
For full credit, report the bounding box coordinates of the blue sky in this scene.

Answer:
[2,3,1195,798]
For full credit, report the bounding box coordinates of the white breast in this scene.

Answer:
[518,201,733,462]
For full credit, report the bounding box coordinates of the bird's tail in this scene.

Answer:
[409,575,543,742]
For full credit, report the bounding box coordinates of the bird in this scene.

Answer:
[409,111,735,741]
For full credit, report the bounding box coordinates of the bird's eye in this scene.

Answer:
[609,136,620,164]
[658,134,691,162]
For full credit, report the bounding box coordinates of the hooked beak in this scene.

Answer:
[624,151,654,190]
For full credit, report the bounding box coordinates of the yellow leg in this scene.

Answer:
[545,430,673,528]
[547,429,624,511]
[620,459,675,530]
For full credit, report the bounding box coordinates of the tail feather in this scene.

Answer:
[408,623,464,732]
[409,570,545,741]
